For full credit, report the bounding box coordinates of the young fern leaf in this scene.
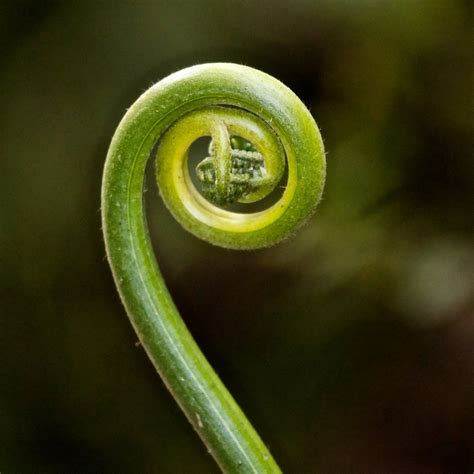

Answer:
[101,63,325,473]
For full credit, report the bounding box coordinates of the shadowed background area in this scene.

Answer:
[1,1,473,472]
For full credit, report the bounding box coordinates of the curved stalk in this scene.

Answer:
[101,63,325,473]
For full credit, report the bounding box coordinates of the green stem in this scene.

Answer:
[101,63,325,473]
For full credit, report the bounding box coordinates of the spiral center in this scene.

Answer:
[195,136,268,206]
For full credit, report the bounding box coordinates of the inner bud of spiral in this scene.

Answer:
[195,137,267,206]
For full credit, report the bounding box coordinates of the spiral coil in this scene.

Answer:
[102,63,325,472]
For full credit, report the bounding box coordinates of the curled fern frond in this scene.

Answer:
[102,63,325,473]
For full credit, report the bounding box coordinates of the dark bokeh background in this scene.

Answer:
[1,1,473,473]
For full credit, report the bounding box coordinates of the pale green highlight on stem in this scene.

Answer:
[101,63,325,473]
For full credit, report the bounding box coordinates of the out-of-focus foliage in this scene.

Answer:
[1,1,472,472]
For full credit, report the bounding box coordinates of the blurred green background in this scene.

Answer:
[1,1,473,473]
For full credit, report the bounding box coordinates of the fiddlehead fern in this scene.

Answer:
[101,63,325,473]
